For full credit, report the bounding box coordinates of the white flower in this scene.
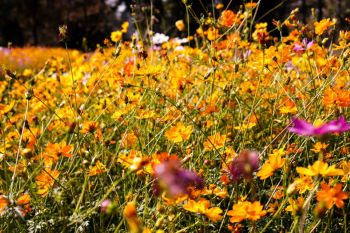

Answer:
[152,33,169,44]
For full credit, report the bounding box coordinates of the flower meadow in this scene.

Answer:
[1,3,350,233]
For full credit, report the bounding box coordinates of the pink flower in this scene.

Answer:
[228,150,260,182]
[153,159,203,197]
[288,116,350,136]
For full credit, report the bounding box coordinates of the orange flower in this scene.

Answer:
[227,200,267,223]
[35,168,60,196]
[257,148,285,180]
[314,18,336,35]
[175,20,185,31]
[203,133,227,151]
[323,88,350,108]
[16,194,31,217]
[88,160,107,176]
[279,98,297,115]
[183,198,223,222]
[221,10,238,27]
[0,195,9,214]
[123,202,143,233]
[310,142,328,153]
[164,122,193,143]
[206,27,219,41]
[316,182,348,209]
[42,142,73,167]
[80,121,98,134]
[296,161,344,177]
[120,131,138,148]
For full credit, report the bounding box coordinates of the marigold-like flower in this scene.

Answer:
[221,10,237,27]
[316,182,348,209]
[288,116,350,136]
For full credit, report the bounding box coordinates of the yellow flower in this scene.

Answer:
[341,161,350,182]
[164,122,193,143]
[183,198,223,222]
[311,142,328,153]
[314,18,336,35]
[203,133,227,151]
[296,161,344,177]
[121,21,129,33]
[88,161,107,176]
[227,200,266,223]
[111,30,123,42]
[257,149,285,180]
[290,175,314,194]
[175,20,185,31]
[206,27,219,41]
[285,197,304,216]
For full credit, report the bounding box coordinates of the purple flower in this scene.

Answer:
[293,39,314,53]
[100,199,112,213]
[288,116,350,136]
[153,159,203,197]
[228,150,260,182]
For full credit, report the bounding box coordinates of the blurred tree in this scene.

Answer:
[0,0,348,48]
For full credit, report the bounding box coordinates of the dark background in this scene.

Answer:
[0,0,349,49]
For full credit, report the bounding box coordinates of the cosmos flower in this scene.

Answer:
[288,116,350,136]
[153,159,203,198]
[151,33,169,45]
[229,150,260,182]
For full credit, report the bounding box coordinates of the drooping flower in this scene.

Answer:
[153,159,203,198]
[288,116,350,136]
[229,150,260,182]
